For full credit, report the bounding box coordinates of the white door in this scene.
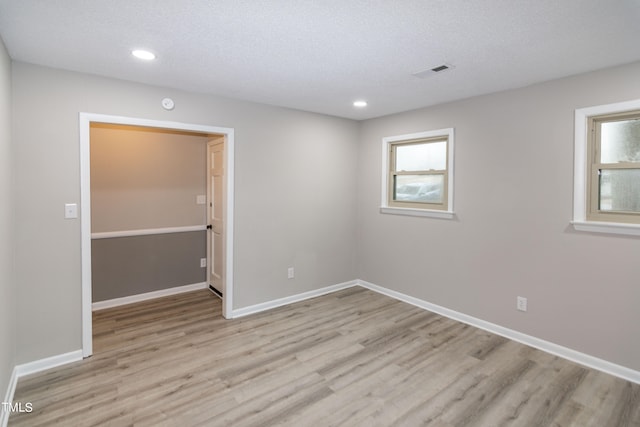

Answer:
[207,138,225,296]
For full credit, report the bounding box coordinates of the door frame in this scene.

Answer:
[79,113,235,358]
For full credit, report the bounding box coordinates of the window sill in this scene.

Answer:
[571,220,640,237]
[380,206,455,219]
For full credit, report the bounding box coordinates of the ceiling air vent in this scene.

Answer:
[412,63,454,79]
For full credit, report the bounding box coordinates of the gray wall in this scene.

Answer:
[357,61,640,371]
[90,125,208,301]
[0,36,15,403]
[91,232,206,301]
[9,56,640,375]
[12,62,359,363]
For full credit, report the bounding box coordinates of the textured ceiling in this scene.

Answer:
[1,0,639,120]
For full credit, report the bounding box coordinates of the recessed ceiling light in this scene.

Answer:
[353,100,368,108]
[131,49,156,60]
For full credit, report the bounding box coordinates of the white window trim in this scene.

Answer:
[573,98,640,236]
[380,128,455,219]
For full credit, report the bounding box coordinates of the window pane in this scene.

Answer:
[394,174,444,203]
[396,141,446,171]
[599,169,640,212]
[601,119,640,163]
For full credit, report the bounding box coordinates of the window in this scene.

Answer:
[588,111,640,222]
[381,128,454,218]
[573,99,640,235]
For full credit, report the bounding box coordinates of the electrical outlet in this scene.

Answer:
[200,258,207,268]
[517,296,527,312]
[287,267,294,279]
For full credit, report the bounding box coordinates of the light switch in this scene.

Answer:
[64,203,78,219]
[196,195,206,205]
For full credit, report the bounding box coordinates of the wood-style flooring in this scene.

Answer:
[9,287,640,426]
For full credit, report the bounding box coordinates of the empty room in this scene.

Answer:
[1,1,640,426]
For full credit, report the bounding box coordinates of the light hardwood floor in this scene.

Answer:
[9,287,640,426]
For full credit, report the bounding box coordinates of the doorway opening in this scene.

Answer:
[79,113,235,358]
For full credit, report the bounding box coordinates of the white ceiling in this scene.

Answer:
[1,0,639,120]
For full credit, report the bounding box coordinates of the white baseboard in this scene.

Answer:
[1,367,19,427]
[15,350,83,378]
[2,350,83,427]
[357,279,640,385]
[92,282,208,311]
[231,280,358,318]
